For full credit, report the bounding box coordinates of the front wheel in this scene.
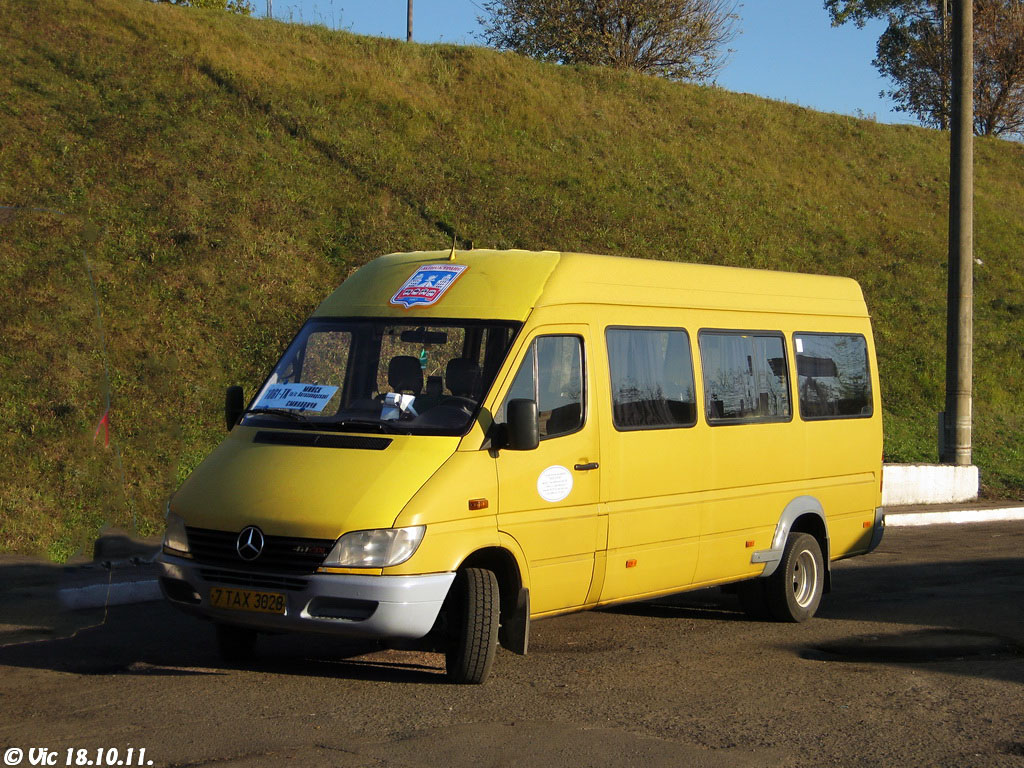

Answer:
[766,532,824,622]
[444,567,499,684]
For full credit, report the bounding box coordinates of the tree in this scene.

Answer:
[153,0,254,15]
[478,0,739,83]
[826,0,1024,137]
[974,1,1024,135]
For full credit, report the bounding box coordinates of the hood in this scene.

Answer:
[172,427,460,540]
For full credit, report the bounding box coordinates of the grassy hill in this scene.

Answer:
[2,0,1023,560]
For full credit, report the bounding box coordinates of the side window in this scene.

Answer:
[607,327,696,430]
[500,335,584,439]
[699,331,791,424]
[794,333,873,419]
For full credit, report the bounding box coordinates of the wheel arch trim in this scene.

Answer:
[751,495,830,579]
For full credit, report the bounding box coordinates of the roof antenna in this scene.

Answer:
[448,232,457,261]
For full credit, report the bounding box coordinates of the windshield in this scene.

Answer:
[241,318,521,435]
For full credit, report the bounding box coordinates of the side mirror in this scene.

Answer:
[506,399,539,451]
[225,385,244,432]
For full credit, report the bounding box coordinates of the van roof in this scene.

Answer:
[313,250,868,321]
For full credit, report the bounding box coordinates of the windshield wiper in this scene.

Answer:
[239,408,309,422]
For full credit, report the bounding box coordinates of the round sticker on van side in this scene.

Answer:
[537,465,573,503]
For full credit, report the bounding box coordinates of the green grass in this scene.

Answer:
[2,0,1023,559]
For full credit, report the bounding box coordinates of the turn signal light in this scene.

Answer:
[625,559,638,568]
[468,498,489,511]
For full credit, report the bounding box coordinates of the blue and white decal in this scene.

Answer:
[390,264,468,309]
[253,383,339,412]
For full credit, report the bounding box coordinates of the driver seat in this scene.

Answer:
[388,356,423,395]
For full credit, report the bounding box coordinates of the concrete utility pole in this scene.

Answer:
[941,0,974,465]
[407,0,413,41]
[267,0,272,19]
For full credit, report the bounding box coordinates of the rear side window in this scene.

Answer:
[606,328,696,430]
[699,331,791,424]
[794,333,873,419]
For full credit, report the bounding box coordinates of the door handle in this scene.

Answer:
[573,462,599,471]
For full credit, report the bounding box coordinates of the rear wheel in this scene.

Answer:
[215,624,258,665]
[766,532,824,622]
[444,567,499,684]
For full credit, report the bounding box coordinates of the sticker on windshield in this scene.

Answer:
[390,264,468,309]
[253,383,338,412]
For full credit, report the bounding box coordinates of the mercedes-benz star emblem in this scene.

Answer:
[236,526,265,561]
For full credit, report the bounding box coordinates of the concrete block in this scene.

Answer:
[92,530,161,564]
[58,580,162,610]
[882,464,979,506]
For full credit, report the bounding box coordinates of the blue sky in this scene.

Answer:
[262,0,910,125]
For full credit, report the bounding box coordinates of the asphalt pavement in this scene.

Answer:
[1,519,1021,768]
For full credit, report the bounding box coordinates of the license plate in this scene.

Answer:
[209,587,286,614]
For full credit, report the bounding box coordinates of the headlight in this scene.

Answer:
[323,526,425,568]
[163,510,190,555]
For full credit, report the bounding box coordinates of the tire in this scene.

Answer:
[766,532,824,623]
[444,567,499,684]
[215,624,258,665]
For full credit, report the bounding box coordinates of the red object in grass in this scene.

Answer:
[93,408,110,447]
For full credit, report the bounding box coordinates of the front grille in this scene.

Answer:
[199,568,309,592]
[187,526,334,574]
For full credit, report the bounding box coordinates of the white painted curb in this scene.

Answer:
[58,579,162,610]
[885,507,1024,527]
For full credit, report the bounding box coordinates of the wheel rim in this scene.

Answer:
[791,549,818,608]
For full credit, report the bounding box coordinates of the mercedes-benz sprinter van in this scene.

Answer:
[159,249,884,683]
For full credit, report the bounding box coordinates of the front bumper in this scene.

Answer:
[158,553,455,640]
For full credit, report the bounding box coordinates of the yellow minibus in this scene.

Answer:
[159,249,884,683]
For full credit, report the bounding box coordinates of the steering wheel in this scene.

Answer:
[437,396,476,414]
